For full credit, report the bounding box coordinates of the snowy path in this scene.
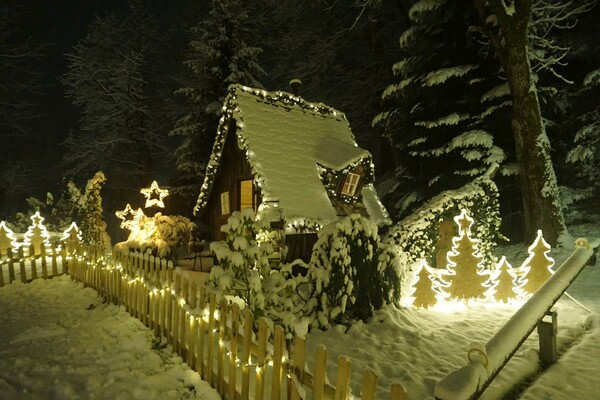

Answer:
[0,276,220,400]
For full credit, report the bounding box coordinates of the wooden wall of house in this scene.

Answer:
[204,123,255,241]
[285,233,318,263]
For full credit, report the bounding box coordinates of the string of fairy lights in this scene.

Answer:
[71,248,294,374]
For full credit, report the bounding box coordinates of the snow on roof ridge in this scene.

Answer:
[231,83,348,122]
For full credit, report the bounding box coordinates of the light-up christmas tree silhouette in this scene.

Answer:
[441,210,488,301]
[0,221,18,255]
[517,230,554,296]
[61,222,82,254]
[486,256,517,303]
[24,211,51,256]
[408,260,439,309]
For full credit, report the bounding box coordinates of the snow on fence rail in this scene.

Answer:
[434,237,598,400]
[0,244,68,286]
[66,245,408,400]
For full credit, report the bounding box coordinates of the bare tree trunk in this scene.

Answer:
[504,44,565,245]
[474,0,566,245]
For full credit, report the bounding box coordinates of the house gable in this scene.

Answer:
[195,84,390,235]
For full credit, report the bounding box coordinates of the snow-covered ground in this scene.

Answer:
[303,209,600,399]
[1,208,597,400]
[0,276,220,400]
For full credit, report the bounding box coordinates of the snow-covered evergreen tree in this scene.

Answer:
[517,229,554,296]
[441,210,488,301]
[80,172,111,250]
[208,209,272,318]
[374,0,510,219]
[62,1,170,189]
[307,214,401,326]
[170,0,265,203]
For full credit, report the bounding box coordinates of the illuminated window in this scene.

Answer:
[239,180,257,211]
[220,192,230,215]
[341,173,361,196]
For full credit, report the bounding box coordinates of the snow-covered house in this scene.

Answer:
[194,84,389,261]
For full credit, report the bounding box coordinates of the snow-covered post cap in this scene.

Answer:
[289,79,302,96]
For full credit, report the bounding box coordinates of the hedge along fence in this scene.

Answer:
[68,245,409,400]
[0,243,68,287]
[384,172,503,271]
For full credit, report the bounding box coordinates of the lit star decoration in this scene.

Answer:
[0,221,19,254]
[115,204,144,230]
[516,230,555,296]
[23,211,51,256]
[140,180,169,209]
[440,209,489,301]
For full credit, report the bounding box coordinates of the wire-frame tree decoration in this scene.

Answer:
[516,229,555,296]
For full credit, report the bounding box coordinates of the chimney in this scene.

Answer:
[289,79,302,96]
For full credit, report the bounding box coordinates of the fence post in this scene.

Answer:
[207,293,217,385]
[271,325,285,400]
[40,243,48,278]
[218,298,227,394]
[291,337,306,400]
[255,318,268,400]
[229,303,240,400]
[361,368,377,400]
[390,383,407,400]
[241,309,253,400]
[51,244,58,277]
[335,356,351,400]
[18,248,26,282]
[538,309,558,366]
[313,345,328,400]
[196,285,207,377]
[29,245,37,280]
[7,248,17,283]
[187,281,198,367]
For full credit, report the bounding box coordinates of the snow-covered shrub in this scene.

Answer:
[117,213,192,259]
[385,175,503,271]
[305,214,401,328]
[208,208,272,318]
[80,171,111,249]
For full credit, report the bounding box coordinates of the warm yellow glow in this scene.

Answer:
[115,204,145,230]
[140,180,169,208]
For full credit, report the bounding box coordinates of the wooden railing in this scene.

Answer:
[0,244,67,286]
[68,244,408,400]
[434,237,598,400]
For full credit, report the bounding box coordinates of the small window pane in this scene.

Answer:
[240,180,254,211]
[341,173,361,196]
[220,192,230,215]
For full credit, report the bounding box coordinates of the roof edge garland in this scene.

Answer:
[194,84,352,216]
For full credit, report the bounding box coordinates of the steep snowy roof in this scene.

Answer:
[195,84,389,227]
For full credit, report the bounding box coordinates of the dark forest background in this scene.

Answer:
[1,0,598,242]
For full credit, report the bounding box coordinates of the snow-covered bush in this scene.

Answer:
[117,213,192,259]
[208,208,272,318]
[384,175,503,271]
[305,214,402,328]
[80,171,111,249]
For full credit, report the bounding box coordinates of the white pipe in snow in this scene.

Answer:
[434,238,596,400]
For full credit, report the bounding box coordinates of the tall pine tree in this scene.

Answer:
[170,0,265,203]
[374,0,511,219]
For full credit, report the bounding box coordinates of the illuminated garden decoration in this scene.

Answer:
[485,256,518,303]
[115,204,145,230]
[61,222,82,255]
[408,260,440,309]
[441,210,489,301]
[140,180,169,209]
[23,211,51,256]
[0,221,18,255]
[516,230,555,296]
